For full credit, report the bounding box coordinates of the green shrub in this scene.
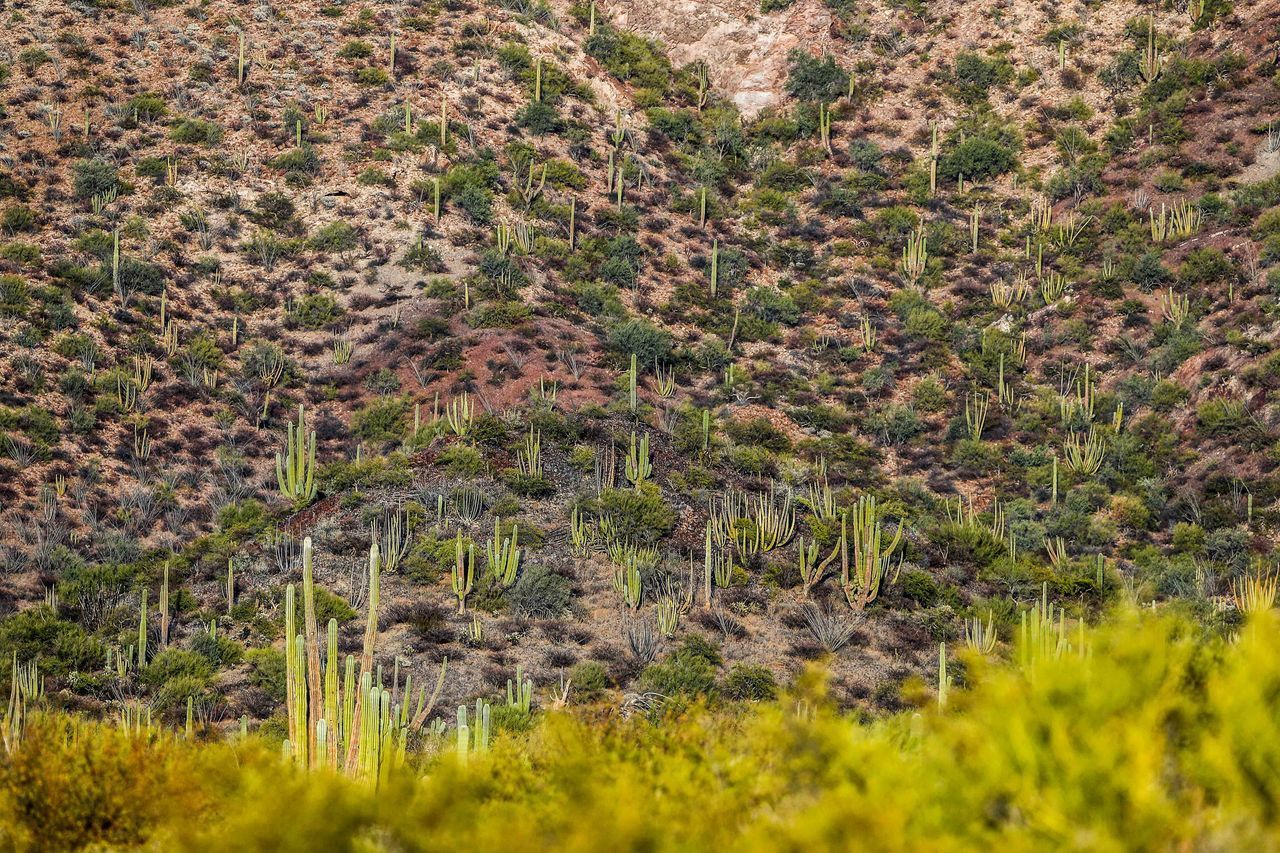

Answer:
[352,397,408,443]
[289,294,343,329]
[0,275,31,317]
[568,661,610,703]
[72,159,120,200]
[950,52,1014,101]
[0,607,104,677]
[721,664,778,701]
[784,50,848,102]
[938,136,1016,182]
[636,635,720,698]
[507,565,572,619]
[608,319,672,364]
[597,484,676,543]
[170,119,222,144]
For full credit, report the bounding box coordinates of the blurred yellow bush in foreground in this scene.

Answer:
[1,608,1277,852]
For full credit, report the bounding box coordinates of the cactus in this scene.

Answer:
[446,392,474,437]
[226,559,235,613]
[1063,427,1105,475]
[818,102,833,156]
[452,532,475,613]
[517,428,542,478]
[628,353,638,412]
[1019,583,1086,670]
[1158,289,1190,327]
[276,405,318,503]
[569,506,591,557]
[1231,563,1278,614]
[160,562,170,646]
[612,559,643,610]
[843,496,903,612]
[624,431,651,486]
[710,239,719,297]
[507,665,532,713]
[485,517,520,588]
[966,391,990,441]
[901,227,927,287]
[938,642,951,708]
[964,612,999,654]
[137,589,148,669]
[568,197,576,250]
[1139,18,1162,84]
[301,538,324,758]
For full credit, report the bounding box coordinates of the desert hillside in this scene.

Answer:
[1,0,1280,845]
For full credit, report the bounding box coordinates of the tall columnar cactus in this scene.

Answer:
[485,518,520,588]
[137,589,148,669]
[1139,18,1162,84]
[628,353,638,412]
[456,698,490,763]
[302,538,323,760]
[446,392,474,438]
[902,227,927,287]
[818,102,833,156]
[160,562,170,646]
[843,496,904,611]
[452,531,475,613]
[276,405,317,503]
[507,665,532,713]
[938,642,951,708]
[710,239,719,297]
[625,431,651,486]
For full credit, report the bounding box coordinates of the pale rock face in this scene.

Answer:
[599,0,834,117]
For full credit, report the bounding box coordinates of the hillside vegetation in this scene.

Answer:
[1,0,1279,845]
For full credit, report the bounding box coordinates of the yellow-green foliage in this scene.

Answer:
[2,610,1278,850]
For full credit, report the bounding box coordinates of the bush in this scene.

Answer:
[170,119,222,144]
[0,275,31,317]
[585,26,672,95]
[289,294,343,329]
[2,613,1280,848]
[506,565,572,619]
[0,607,103,677]
[636,635,720,698]
[352,397,408,444]
[721,664,778,701]
[72,159,120,200]
[950,52,1014,101]
[938,136,1016,182]
[608,319,672,364]
[784,50,849,102]
[597,484,676,543]
[515,101,561,135]
[141,649,213,690]
[568,661,610,703]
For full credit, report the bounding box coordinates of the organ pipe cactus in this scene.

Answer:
[507,665,532,713]
[276,405,317,503]
[843,496,903,612]
[485,518,520,588]
[625,431,652,486]
[452,532,475,613]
